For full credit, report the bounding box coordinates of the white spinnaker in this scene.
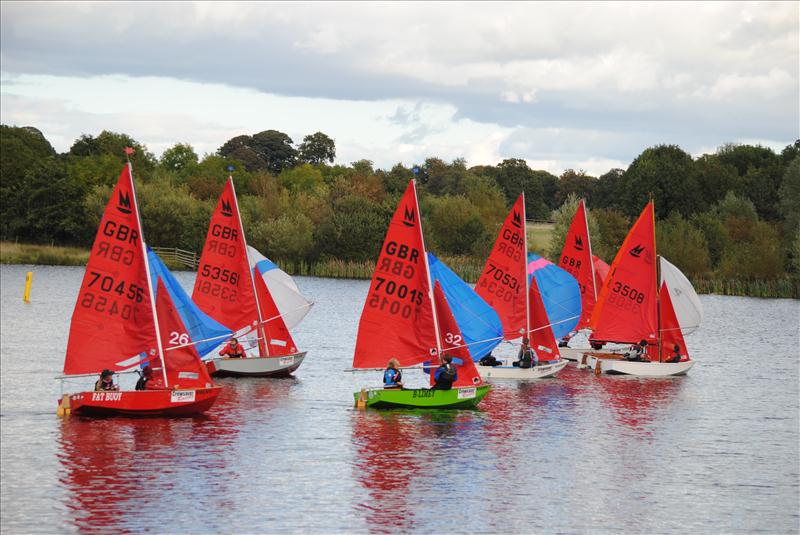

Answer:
[247,246,313,329]
[660,257,703,336]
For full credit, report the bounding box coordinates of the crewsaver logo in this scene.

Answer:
[574,235,584,251]
[117,191,132,214]
[630,244,645,258]
[402,207,416,227]
[511,211,522,228]
[221,199,233,217]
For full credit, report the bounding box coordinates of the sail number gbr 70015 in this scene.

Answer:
[367,276,424,319]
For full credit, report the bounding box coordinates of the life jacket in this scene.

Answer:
[220,343,246,358]
[519,348,534,368]
[383,368,402,387]
[433,364,457,390]
[95,379,116,391]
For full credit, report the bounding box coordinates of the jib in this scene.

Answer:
[211,224,238,241]
[385,241,419,264]
[103,221,139,245]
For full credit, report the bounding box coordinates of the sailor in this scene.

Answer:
[668,344,682,363]
[383,358,403,389]
[135,366,164,390]
[432,354,458,390]
[94,369,119,391]
[219,338,247,359]
[514,337,537,368]
[625,339,649,361]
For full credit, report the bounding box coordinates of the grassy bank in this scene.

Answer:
[0,242,90,266]
[3,242,797,298]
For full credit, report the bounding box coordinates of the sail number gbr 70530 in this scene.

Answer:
[478,262,521,302]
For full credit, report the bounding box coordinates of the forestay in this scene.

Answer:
[427,252,503,362]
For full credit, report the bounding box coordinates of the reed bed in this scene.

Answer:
[693,278,799,299]
[0,242,90,266]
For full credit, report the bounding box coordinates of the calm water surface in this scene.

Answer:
[1,264,798,534]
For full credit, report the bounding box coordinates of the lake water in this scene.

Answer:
[1,264,798,534]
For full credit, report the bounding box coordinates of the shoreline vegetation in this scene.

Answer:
[3,241,797,298]
[2,126,799,300]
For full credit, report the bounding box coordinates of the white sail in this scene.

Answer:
[247,246,313,329]
[659,257,703,336]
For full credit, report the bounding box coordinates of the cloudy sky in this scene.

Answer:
[1,1,797,175]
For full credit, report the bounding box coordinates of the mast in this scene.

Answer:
[229,176,269,357]
[413,180,442,359]
[128,157,169,387]
[583,199,599,305]
[522,191,530,340]
[652,200,662,362]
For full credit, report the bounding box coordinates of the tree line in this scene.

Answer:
[1,125,798,293]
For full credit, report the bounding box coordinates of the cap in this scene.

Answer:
[101,369,114,378]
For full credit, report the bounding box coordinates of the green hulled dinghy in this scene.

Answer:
[354,385,490,410]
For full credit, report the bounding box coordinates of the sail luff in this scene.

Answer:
[414,180,442,358]
[129,161,169,387]
[522,191,531,340]
[229,176,268,357]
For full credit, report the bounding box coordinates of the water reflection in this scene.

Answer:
[596,376,685,431]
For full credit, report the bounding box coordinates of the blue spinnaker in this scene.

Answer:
[527,252,581,339]
[427,253,503,361]
[148,248,232,358]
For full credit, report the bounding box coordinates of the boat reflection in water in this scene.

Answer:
[350,409,480,533]
[596,375,686,432]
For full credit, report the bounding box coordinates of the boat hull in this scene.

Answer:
[478,359,568,380]
[60,387,222,417]
[353,385,490,410]
[588,357,695,376]
[206,352,306,377]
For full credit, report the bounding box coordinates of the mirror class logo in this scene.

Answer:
[574,235,584,251]
[629,244,645,258]
[511,210,522,228]
[117,191,132,214]
[221,198,233,217]
[402,206,416,227]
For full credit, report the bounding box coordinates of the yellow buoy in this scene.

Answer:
[23,271,32,303]
[56,394,71,417]
[356,388,367,410]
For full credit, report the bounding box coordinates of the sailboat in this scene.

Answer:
[474,193,569,379]
[57,163,221,417]
[585,202,695,376]
[351,180,490,409]
[192,177,309,377]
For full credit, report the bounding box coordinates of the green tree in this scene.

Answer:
[250,130,298,174]
[249,213,315,261]
[160,143,199,173]
[592,208,630,262]
[425,195,486,255]
[278,163,325,193]
[778,157,800,270]
[218,134,266,172]
[716,143,782,220]
[68,130,156,179]
[690,211,728,268]
[656,212,711,278]
[298,132,336,165]
[593,168,624,210]
[692,154,741,208]
[493,159,550,219]
[556,170,597,207]
[315,195,389,261]
[618,144,700,219]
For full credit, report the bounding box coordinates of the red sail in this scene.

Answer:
[192,178,258,334]
[528,276,561,363]
[155,279,213,389]
[254,267,298,356]
[64,165,156,375]
[657,281,690,362]
[431,281,483,387]
[353,180,437,368]
[590,202,658,344]
[476,194,528,340]
[593,255,610,289]
[559,200,597,330]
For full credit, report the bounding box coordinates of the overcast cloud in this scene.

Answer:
[1,1,797,175]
